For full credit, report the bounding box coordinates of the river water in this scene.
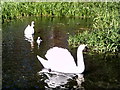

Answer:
[2,16,120,89]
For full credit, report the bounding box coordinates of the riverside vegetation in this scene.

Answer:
[2,2,120,53]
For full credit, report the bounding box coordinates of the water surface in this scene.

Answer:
[2,16,120,89]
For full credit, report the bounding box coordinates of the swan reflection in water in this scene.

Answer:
[24,34,34,50]
[37,45,87,88]
[38,68,85,89]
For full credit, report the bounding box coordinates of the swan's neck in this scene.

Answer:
[31,23,34,27]
[77,49,85,73]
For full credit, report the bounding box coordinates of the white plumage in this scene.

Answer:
[36,37,42,48]
[24,21,35,35]
[37,45,87,74]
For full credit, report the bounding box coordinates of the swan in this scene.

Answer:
[37,44,87,74]
[24,34,34,49]
[24,34,34,42]
[24,21,35,35]
[36,37,42,48]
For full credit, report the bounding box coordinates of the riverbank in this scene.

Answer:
[2,2,120,53]
[2,2,118,22]
[68,2,119,53]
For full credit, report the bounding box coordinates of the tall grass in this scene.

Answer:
[93,2,119,29]
[2,2,98,22]
[68,2,120,53]
[2,2,120,53]
[69,28,120,53]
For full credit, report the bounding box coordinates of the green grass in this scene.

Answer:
[68,28,120,53]
[2,2,120,53]
[2,2,109,22]
[68,2,120,53]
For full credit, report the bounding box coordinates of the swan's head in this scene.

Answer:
[78,44,87,51]
[38,37,40,39]
[37,37,42,41]
[31,21,35,27]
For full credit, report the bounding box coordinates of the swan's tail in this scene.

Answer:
[37,55,49,68]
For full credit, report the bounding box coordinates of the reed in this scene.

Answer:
[69,28,120,53]
[2,2,104,22]
[2,2,119,53]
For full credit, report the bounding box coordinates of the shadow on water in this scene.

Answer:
[83,53,120,90]
[2,16,120,89]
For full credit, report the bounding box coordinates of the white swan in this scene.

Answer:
[24,21,35,35]
[36,37,42,48]
[37,44,87,74]
[24,34,34,49]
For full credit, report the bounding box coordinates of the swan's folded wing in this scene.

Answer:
[45,47,76,68]
[24,25,30,33]
[24,25,34,35]
[37,55,49,69]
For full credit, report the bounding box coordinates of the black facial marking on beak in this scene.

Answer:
[48,69,51,72]
[83,46,89,52]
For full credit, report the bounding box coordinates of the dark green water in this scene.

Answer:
[2,16,120,89]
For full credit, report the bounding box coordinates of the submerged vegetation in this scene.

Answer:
[2,2,120,53]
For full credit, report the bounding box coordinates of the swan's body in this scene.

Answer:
[24,34,34,49]
[37,45,86,74]
[36,37,42,48]
[24,21,35,35]
[24,34,34,42]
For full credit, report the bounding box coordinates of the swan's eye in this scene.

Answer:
[48,69,51,72]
